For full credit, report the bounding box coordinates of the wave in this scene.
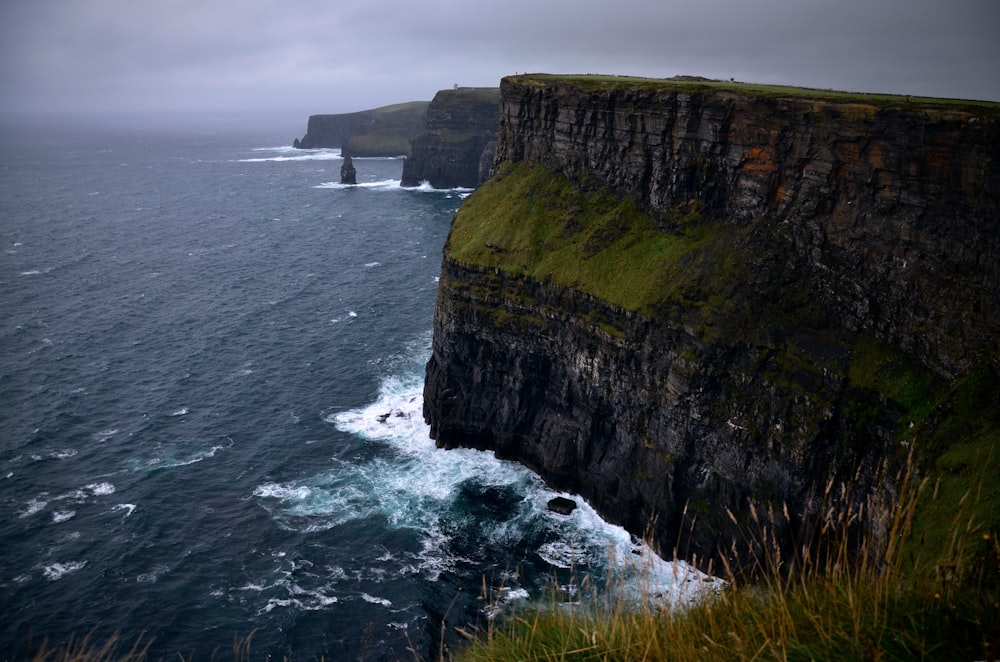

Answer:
[237,147,341,163]
[312,180,474,195]
[18,481,118,521]
[313,179,402,191]
[42,561,87,581]
[238,146,406,164]
[140,440,231,473]
[252,352,718,608]
[112,503,137,517]
[402,180,475,196]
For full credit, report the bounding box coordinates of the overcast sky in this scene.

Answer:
[1,0,997,119]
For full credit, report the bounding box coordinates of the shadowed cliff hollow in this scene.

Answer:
[400,87,500,188]
[293,101,429,156]
[423,74,1000,572]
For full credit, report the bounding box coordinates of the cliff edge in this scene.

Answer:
[400,87,500,188]
[423,75,1000,572]
[294,101,429,156]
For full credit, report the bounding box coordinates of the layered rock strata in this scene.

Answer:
[294,101,428,156]
[424,75,1000,572]
[400,87,500,188]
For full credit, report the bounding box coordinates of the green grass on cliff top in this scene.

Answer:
[447,163,721,314]
[510,73,1000,113]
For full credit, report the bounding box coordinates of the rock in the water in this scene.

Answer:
[340,154,357,185]
[547,496,577,515]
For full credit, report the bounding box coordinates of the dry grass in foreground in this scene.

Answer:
[452,458,999,662]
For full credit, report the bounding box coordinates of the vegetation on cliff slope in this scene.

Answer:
[512,73,1000,113]
[456,488,999,661]
[344,101,429,156]
[33,122,997,661]
[444,161,999,660]
[447,162,723,315]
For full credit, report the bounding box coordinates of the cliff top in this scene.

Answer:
[507,73,1000,115]
[427,87,500,118]
[309,100,429,120]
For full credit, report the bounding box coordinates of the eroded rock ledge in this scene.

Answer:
[424,75,1000,572]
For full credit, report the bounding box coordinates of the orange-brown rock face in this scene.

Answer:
[425,76,999,572]
[495,78,999,377]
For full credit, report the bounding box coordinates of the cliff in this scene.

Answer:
[423,75,1000,572]
[400,88,500,188]
[293,101,429,156]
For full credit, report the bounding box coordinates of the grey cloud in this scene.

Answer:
[1,0,997,116]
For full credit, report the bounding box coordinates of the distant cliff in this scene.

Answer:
[294,101,429,156]
[400,88,500,188]
[423,75,1000,572]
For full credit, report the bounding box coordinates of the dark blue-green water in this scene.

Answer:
[0,115,705,660]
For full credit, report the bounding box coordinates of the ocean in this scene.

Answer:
[0,114,708,660]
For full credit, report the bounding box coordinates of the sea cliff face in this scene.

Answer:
[423,76,1000,571]
[294,101,428,156]
[295,110,372,149]
[493,78,999,378]
[400,88,500,188]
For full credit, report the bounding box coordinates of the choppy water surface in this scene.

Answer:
[0,115,709,659]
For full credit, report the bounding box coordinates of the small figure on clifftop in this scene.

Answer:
[340,153,357,185]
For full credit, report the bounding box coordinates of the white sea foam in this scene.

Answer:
[42,561,87,581]
[336,367,719,603]
[86,482,116,496]
[94,428,119,442]
[154,444,227,470]
[361,593,393,608]
[19,497,49,518]
[170,407,189,416]
[51,448,78,459]
[537,541,595,569]
[253,483,311,501]
[136,564,170,584]
[112,503,137,517]
[237,147,342,163]
[253,342,718,612]
[52,510,76,523]
[313,179,402,190]
[484,586,530,620]
[404,180,476,195]
[238,569,341,614]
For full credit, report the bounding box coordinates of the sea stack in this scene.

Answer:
[340,153,357,185]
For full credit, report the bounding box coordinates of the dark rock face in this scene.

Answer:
[547,497,577,515]
[295,111,373,149]
[400,88,501,189]
[424,77,1000,573]
[294,102,429,157]
[340,154,357,185]
[493,79,1000,379]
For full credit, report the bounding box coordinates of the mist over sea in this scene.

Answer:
[0,115,705,659]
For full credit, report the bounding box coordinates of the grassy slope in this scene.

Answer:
[344,100,429,156]
[512,73,1000,114]
[448,163,721,314]
[447,161,999,661]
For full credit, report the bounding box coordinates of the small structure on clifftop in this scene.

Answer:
[340,153,357,185]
